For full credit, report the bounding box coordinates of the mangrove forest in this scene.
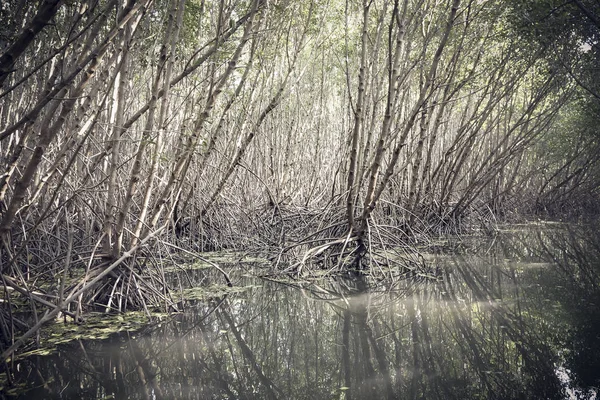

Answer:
[0,0,599,398]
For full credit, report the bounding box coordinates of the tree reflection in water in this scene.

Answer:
[3,223,600,399]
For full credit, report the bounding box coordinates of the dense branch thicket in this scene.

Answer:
[0,0,598,357]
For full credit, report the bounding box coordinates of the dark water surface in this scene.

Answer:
[4,223,600,399]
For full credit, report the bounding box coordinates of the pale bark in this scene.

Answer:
[0,0,150,238]
[145,0,264,233]
[132,0,186,248]
[358,0,410,236]
[102,22,132,255]
[199,1,314,217]
[345,1,371,233]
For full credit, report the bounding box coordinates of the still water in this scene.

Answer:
[4,223,600,399]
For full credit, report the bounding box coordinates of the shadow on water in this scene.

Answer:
[2,223,600,399]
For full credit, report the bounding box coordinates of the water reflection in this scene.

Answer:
[3,223,600,399]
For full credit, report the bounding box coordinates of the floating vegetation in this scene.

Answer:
[182,284,261,301]
[164,260,217,272]
[10,312,167,361]
[163,252,269,273]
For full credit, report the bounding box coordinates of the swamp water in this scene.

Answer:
[2,223,600,399]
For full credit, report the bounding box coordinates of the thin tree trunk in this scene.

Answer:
[359,0,460,238]
[131,0,186,249]
[345,1,371,233]
[0,0,63,86]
